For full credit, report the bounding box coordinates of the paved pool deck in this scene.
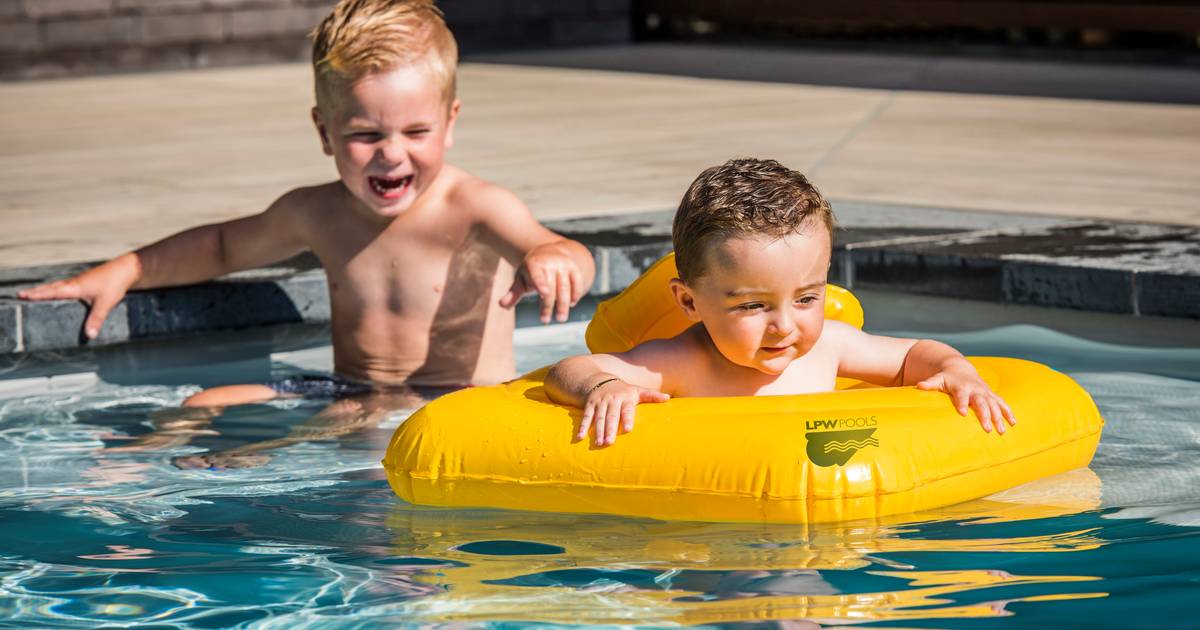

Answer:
[0,44,1197,360]
[2,44,1199,269]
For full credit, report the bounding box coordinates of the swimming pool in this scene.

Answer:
[0,293,1197,627]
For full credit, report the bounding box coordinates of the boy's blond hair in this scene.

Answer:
[311,0,458,110]
[672,158,836,284]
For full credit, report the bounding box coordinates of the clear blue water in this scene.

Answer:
[1,322,1198,628]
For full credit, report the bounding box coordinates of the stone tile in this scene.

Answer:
[602,242,673,294]
[228,6,326,40]
[1004,262,1134,313]
[547,209,672,248]
[0,22,39,52]
[278,271,331,323]
[22,0,109,19]
[828,250,849,287]
[115,0,210,13]
[118,0,294,14]
[0,302,17,353]
[45,15,138,49]
[204,0,299,8]
[141,12,224,45]
[1139,271,1200,319]
[847,221,1200,313]
[848,248,1004,301]
[980,222,1200,273]
[21,298,130,352]
[121,273,327,337]
[0,0,24,19]
[13,269,329,352]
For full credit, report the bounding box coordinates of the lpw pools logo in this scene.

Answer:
[805,416,879,467]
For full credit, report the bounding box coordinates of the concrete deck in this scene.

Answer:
[2,45,1199,269]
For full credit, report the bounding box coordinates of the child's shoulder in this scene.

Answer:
[811,318,868,356]
[266,182,345,219]
[821,319,861,338]
[440,165,530,219]
[626,324,712,366]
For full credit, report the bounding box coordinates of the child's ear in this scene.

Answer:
[311,107,333,156]
[443,99,461,150]
[669,278,702,322]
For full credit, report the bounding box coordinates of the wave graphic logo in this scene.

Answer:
[805,428,878,467]
[823,437,880,453]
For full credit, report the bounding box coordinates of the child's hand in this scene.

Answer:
[916,361,1017,434]
[18,255,139,339]
[500,242,587,324]
[577,378,669,447]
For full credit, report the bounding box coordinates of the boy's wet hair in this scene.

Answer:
[672,158,835,284]
[311,0,458,111]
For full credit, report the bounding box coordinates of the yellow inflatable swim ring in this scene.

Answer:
[384,254,1104,523]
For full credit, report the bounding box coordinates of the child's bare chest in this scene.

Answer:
[312,222,507,318]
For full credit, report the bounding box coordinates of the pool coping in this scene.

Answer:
[0,200,1197,357]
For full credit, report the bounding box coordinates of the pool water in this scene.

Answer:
[0,320,1198,628]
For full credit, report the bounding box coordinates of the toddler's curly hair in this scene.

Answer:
[672,158,836,284]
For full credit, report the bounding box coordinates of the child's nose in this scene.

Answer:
[377,139,408,166]
[767,312,795,336]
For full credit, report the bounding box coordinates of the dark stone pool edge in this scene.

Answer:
[0,211,1196,355]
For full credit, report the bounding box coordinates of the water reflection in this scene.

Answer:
[379,469,1106,625]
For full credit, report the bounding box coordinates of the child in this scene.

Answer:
[546,158,1014,447]
[20,0,594,466]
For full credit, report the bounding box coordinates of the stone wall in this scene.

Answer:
[0,0,632,80]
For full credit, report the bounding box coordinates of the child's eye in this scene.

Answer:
[735,303,764,311]
[796,295,819,305]
[405,129,430,137]
[349,131,382,141]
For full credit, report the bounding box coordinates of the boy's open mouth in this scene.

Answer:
[369,175,413,199]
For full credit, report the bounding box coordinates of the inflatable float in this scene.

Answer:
[383,254,1104,523]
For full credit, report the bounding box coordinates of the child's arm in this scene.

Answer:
[545,348,670,447]
[470,184,596,324]
[499,237,594,324]
[829,322,1017,434]
[18,191,309,339]
[903,340,1017,433]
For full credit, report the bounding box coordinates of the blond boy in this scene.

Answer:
[20,0,594,466]
[546,158,1014,447]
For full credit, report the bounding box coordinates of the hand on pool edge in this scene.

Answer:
[18,253,140,340]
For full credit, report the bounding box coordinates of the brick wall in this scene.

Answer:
[1,0,632,80]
